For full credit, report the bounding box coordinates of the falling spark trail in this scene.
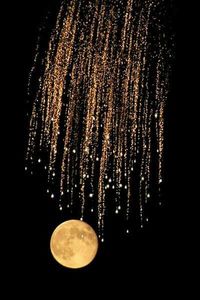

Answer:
[26,0,173,237]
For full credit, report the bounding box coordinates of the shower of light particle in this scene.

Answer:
[26,0,173,238]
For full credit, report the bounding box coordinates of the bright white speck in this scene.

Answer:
[126,229,129,234]
[131,167,134,171]
[59,206,63,211]
[61,191,64,196]
[146,217,149,222]
[118,205,121,210]
[105,175,108,179]
[134,159,137,163]
[119,184,123,188]
[112,185,115,189]
[47,189,49,193]
[115,209,119,214]
[52,172,55,177]
[25,166,27,171]
[147,193,150,198]
[80,217,83,221]
[159,179,162,183]
[44,166,47,170]
[141,177,144,181]
[108,178,112,183]
[101,238,104,243]
[91,208,94,212]
[67,189,69,193]
[67,204,70,208]
[51,194,54,199]
[89,193,93,198]
[74,184,77,188]
[86,174,90,178]
[96,157,99,161]
[155,113,158,119]
[124,173,127,177]
[72,149,76,153]
[124,185,128,189]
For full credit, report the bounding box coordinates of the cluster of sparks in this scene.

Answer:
[26,0,173,240]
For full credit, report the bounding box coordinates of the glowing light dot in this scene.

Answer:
[101,238,104,243]
[85,147,89,153]
[51,194,54,199]
[124,185,128,189]
[126,229,129,234]
[141,177,144,181]
[25,166,27,171]
[159,179,162,183]
[112,185,115,189]
[52,172,55,177]
[80,217,83,221]
[147,193,150,198]
[74,184,77,188]
[115,209,119,214]
[146,217,149,222]
[44,166,47,170]
[38,158,41,163]
[89,193,93,198]
[47,189,49,193]
[155,113,158,118]
[118,205,121,210]
[119,184,123,188]
[96,157,99,161]
[91,208,94,212]
[131,167,134,171]
[59,206,62,211]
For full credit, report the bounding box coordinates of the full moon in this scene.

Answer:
[50,219,98,269]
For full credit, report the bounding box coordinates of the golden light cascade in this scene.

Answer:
[26,0,173,240]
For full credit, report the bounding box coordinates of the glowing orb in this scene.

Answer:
[50,219,98,269]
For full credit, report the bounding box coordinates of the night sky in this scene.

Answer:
[9,0,195,296]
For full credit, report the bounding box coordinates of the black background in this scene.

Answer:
[9,0,196,295]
